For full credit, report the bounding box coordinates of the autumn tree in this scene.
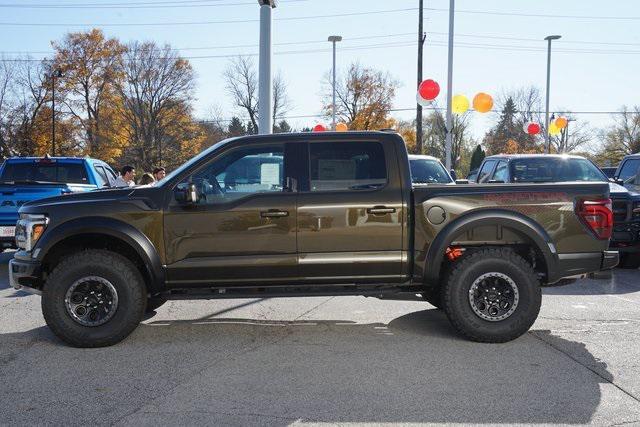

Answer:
[323,63,398,130]
[0,58,17,159]
[118,41,201,170]
[52,29,127,163]
[595,106,640,164]
[223,56,290,132]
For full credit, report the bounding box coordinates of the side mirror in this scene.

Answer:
[175,183,199,204]
[455,179,469,185]
[449,169,458,181]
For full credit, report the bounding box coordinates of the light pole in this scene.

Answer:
[544,34,561,154]
[416,0,426,153]
[328,35,342,131]
[50,67,62,156]
[444,0,455,170]
[258,0,276,135]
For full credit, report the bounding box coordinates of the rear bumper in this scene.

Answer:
[8,257,42,295]
[553,250,619,282]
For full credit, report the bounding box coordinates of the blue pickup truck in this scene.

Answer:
[0,156,117,251]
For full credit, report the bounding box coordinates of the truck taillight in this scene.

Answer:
[577,198,613,240]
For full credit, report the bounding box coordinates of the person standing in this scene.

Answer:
[153,167,166,182]
[113,165,136,187]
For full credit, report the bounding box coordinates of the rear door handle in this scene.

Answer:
[366,206,396,215]
[260,209,289,218]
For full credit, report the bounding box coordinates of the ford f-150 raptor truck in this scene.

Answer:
[9,132,618,347]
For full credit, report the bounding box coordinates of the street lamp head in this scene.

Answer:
[544,35,562,41]
[328,35,342,42]
[258,0,276,7]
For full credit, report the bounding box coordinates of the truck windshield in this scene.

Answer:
[409,158,452,184]
[511,158,607,183]
[0,160,89,184]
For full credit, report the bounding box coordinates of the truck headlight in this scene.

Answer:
[15,214,48,251]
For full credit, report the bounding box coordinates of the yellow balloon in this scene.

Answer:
[555,117,568,129]
[549,122,561,136]
[452,94,469,114]
[335,122,348,132]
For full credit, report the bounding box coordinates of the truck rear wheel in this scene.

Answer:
[442,248,541,343]
[619,253,640,269]
[42,249,146,348]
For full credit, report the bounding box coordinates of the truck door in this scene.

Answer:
[296,139,406,283]
[163,142,298,287]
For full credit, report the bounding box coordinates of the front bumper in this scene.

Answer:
[8,257,42,295]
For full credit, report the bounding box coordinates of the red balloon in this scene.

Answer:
[526,122,541,135]
[418,79,440,101]
[312,124,326,132]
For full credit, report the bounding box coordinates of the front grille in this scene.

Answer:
[612,199,630,222]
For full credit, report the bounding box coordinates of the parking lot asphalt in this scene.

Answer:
[1,251,640,426]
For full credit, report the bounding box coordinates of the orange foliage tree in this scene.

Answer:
[52,29,127,163]
[323,63,398,130]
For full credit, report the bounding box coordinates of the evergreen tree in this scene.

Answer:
[274,119,292,133]
[246,121,257,135]
[469,145,485,172]
[227,116,246,137]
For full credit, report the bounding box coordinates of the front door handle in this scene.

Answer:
[366,206,396,215]
[260,209,289,218]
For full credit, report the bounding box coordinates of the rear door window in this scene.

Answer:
[618,159,640,184]
[308,141,387,192]
[477,160,497,183]
[492,161,509,182]
[94,165,112,187]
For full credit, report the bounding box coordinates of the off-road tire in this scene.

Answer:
[146,295,167,312]
[42,249,146,348]
[442,247,541,343]
[619,253,640,269]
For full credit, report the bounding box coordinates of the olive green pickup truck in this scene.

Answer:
[10,131,617,347]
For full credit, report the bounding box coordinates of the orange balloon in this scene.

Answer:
[555,117,568,129]
[335,123,348,132]
[472,92,494,113]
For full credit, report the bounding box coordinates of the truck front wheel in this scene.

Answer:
[442,248,541,343]
[42,249,146,348]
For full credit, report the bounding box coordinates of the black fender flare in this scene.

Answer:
[423,209,558,285]
[34,216,165,293]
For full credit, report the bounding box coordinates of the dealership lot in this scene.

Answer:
[1,251,640,426]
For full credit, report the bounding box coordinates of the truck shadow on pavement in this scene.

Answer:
[543,269,640,295]
[0,307,614,425]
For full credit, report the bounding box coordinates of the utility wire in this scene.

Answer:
[5,29,640,56]
[0,7,418,26]
[425,7,640,21]
[0,0,308,7]
[4,33,640,58]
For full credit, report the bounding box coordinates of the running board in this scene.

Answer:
[164,284,423,300]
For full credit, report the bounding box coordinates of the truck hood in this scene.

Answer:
[19,187,137,213]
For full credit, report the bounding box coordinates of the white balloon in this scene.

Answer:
[416,92,432,107]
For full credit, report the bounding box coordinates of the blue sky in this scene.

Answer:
[2,0,639,142]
